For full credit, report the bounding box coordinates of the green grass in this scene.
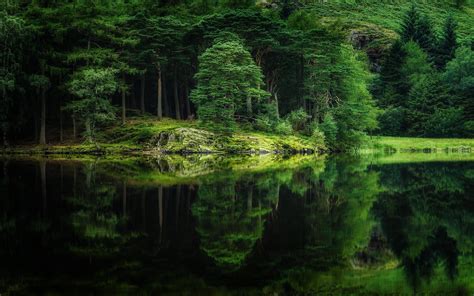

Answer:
[1,117,324,155]
[373,136,474,152]
[306,0,474,45]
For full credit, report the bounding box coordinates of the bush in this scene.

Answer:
[424,107,464,137]
[310,127,325,147]
[286,108,310,132]
[254,114,274,132]
[275,120,293,135]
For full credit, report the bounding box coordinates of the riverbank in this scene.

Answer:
[0,118,324,156]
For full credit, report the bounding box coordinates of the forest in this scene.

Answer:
[1,0,473,152]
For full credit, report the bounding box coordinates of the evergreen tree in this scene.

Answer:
[190,36,269,133]
[436,15,458,69]
[0,11,26,146]
[400,5,419,44]
[378,40,407,107]
[67,68,118,143]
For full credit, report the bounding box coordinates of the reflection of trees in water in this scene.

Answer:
[252,157,380,276]
[373,162,474,291]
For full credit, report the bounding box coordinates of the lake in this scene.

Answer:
[1,153,473,295]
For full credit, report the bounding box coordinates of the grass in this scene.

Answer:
[373,136,474,152]
[307,0,474,45]
[1,117,323,155]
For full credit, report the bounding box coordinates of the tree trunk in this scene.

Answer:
[59,101,63,142]
[72,114,77,140]
[173,68,181,120]
[85,118,92,143]
[246,96,252,116]
[121,87,126,125]
[39,88,46,145]
[184,82,191,119]
[163,76,170,117]
[140,73,146,114]
[275,92,280,119]
[157,67,163,120]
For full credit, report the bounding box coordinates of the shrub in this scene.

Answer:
[275,120,293,135]
[286,108,310,132]
[424,107,464,137]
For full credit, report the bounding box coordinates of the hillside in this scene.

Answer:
[302,0,474,67]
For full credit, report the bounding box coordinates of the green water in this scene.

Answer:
[0,154,473,295]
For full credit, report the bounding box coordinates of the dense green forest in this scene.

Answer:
[1,0,473,151]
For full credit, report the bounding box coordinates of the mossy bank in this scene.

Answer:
[0,118,325,156]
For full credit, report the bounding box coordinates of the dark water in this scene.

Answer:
[1,155,473,295]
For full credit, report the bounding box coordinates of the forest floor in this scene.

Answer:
[371,136,474,153]
[0,117,322,156]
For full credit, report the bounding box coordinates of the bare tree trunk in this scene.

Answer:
[121,84,126,125]
[59,102,63,142]
[157,67,163,120]
[163,75,170,117]
[184,82,191,119]
[72,114,77,141]
[39,88,46,145]
[173,67,181,120]
[274,91,280,119]
[140,73,146,114]
[246,96,252,116]
[85,118,92,143]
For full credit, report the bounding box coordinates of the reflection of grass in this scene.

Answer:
[371,152,474,165]
[102,154,326,186]
[369,136,474,153]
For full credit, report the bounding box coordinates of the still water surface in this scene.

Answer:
[0,154,473,295]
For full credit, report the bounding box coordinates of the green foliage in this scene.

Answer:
[436,15,458,69]
[286,108,310,132]
[320,114,337,148]
[191,36,268,133]
[425,107,464,137]
[378,107,405,136]
[67,68,118,142]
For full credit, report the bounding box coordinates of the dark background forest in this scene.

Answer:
[1,0,473,151]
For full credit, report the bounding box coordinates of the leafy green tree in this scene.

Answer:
[190,36,268,133]
[67,68,118,143]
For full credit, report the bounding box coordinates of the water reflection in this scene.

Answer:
[0,155,473,294]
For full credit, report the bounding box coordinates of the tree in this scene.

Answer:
[67,68,118,143]
[190,35,269,133]
[443,47,474,135]
[436,15,458,69]
[400,6,436,58]
[0,11,26,146]
[378,40,408,107]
